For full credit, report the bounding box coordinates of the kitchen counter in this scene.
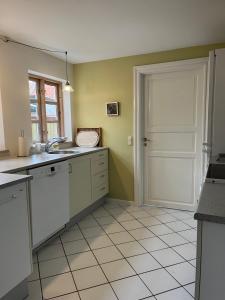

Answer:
[0,147,108,173]
[194,181,225,224]
[0,173,32,189]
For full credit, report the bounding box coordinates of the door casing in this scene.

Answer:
[133,58,209,207]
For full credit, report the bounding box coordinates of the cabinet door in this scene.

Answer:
[69,156,92,218]
[0,183,32,298]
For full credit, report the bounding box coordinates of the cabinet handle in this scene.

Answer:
[69,163,72,174]
[99,162,105,166]
[11,194,17,199]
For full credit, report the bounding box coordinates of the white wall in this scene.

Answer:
[0,42,74,155]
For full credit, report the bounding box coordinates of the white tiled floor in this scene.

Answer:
[28,200,196,299]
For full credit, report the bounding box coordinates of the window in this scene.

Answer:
[29,76,64,142]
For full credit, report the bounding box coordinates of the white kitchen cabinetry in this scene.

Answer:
[0,182,32,298]
[69,155,92,217]
[69,149,109,218]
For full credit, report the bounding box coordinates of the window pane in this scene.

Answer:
[29,80,38,100]
[32,123,40,142]
[45,84,57,102]
[30,102,39,120]
[47,123,59,139]
[46,104,58,120]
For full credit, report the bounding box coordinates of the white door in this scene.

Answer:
[144,61,207,210]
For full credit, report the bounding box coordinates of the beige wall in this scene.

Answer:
[74,42,225,202]
[0,42,74,155]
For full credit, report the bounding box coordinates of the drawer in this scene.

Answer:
[92,171,108,188]
[92,183,109,202]
[91,157,108,175]
[91,150,108,161]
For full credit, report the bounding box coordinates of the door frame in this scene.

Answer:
[133,58,209,207]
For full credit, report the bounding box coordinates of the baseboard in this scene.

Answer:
[1,279,28,300]
[106,197,136,206]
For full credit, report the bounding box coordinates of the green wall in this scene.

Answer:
[73,42,225,202]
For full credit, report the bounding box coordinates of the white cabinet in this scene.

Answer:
[69,156,92,217]
[0,182,32,298]
[69,150,109,218]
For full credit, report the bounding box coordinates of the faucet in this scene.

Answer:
[45,137,67,153]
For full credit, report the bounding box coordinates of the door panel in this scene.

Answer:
[144,63,206,210]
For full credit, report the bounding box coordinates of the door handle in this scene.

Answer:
[143,137,152,142]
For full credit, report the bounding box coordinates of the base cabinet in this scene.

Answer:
[0,183,32,298]
[69,150,109,218]
[69,156,92,218]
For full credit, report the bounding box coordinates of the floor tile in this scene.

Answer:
[156,214,177,223]
[111,276,151,300]
[138,216,161,226]
[115,213,135,222]
[93,245,123,264]
[184,283,195,297]
[67,251,98,270]
[28,280,42,300]
[87,235,113,250]
[42,273,76,299]
[128,227,154,240]
[147,207,167,216]
[140,268,180,295]
[155,287,193,300]
[28,263,39,281]
[108,231,135,244]
[178,229,197,242]
[73,265,107,290]
[108,207,125,216]
[183,218,197,228]
[101,259,135,281]
[61,229,83,243]
[127,253,161,273]
[48,237,61,245]
[102,222,125,234]
[38,244,65,262]
[51,293,80,300]
[139,237,168,252]
[149,224,173,236]
[117,241,147,257]
[173,243,196,260]
[171,211,191,220]
[63,239,90,255]
[125,205,144,212]
[39,256,70,278]
[120,220,143,230]
[92,207,110,218]
[160,233,188,247]
[81,226,105,238]
[189,259,196,267]
[151,248,184,267]
[166,262,195,285]
[79,283,117,300]
[96,215,116,225]
[79,216,98,229]
[130,210,150,219]
[166,221,191,232]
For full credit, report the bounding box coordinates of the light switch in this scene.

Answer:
[128,136,133,146]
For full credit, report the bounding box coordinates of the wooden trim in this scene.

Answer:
[29,76,64,142]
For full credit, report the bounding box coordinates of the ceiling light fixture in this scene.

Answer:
[0,35,74,93]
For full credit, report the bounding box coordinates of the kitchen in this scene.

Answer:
[1,1,225,300]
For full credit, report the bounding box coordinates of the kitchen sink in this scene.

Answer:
[48,150,80,154]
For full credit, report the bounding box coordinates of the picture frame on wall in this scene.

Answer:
[106,102,119,116]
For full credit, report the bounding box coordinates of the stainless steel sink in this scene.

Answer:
[47,150,80,155]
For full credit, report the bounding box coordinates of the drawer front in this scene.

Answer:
[92,183,109,202]
[92,171,108,188]
[91,150,108,161]
[91,157,108,175]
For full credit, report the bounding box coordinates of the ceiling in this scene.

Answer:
[1,0,225,63]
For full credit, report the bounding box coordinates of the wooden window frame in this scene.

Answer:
[29,75,64,143]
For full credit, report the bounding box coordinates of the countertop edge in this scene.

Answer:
[0,174,33,189]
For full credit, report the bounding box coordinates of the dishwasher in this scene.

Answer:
[29,161,69,248]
